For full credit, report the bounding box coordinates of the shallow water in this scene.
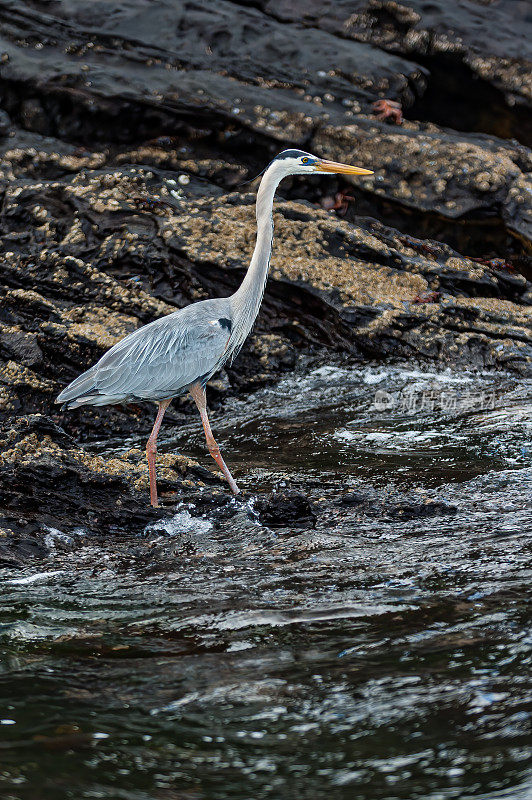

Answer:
[168,362,532,487]
[1,363,531,800]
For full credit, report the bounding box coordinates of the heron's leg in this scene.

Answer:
[189,383,240,495]
[146,398,172,507]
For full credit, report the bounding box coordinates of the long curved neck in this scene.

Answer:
[230,165,282,350]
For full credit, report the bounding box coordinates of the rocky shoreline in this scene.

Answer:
[0,0,531,557]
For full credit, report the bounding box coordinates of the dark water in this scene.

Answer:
[1,364,531,800]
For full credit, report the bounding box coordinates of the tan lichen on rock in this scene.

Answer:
[452,297,532,339]
[2,288,58,314]
[167,197,429,305]
[62,307,139,349]
[0,432,65,465]
[53,254,172,317]
[313,122,522,214]
[0,360,55,392]
[0,386,16,413]
[116,448,202,492]
[454,296,532,319]
[0,431,204,493]
[60,218,88,247]
[249,334,293,366]
[2,145,106,176]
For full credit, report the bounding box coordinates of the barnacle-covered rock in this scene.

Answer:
[0,414,219,561]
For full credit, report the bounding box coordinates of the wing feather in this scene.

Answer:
[93,315,229,399]
[57,300,232,406]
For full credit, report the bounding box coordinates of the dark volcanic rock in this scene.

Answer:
[254,490,317,529]
[0,0,424,142]
[0,1,530,244]
[263,0,532,145]
[0,109,11,137]
[313,122,532,245]
[388,500,458,521]
[340,491,366,507]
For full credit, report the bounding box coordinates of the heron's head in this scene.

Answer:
[271,149,373,178]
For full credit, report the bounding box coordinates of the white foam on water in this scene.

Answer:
[261,364,486,413]
[359,365,480,387]
[362,368,390,385]
[43,526,72,549]
[475,406,532,430]
[309,365,349,380]
[143,510,213,537]
[333,428,465,447]
[7,570,63,585]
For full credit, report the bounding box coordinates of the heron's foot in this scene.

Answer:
[228,478,240,495]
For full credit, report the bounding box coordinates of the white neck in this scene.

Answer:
[229,162,284,354]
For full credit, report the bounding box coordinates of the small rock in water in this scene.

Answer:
[255,490,316,529]
[389,500,458,520]
[340,491,366,507]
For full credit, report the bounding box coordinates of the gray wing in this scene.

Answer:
[57,300,232,407]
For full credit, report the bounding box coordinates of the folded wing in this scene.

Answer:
[56,306,231,408]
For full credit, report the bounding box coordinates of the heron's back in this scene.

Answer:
[56,298,234,408]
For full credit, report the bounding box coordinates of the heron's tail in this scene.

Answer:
[55,367,104,409]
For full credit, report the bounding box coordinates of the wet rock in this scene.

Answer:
[0,0,424,144]
[20,98,49,135]
[0,414,220,540]
[255,490,317,529]
[0,109,11,136]
[334,488,456,520]
[263,0,532,144]
[313,121,531,239]
[0,329,44,368]
[0,526,48,568]
[0,1,530,245]
[389,500,458,521]
[340,491,366,507]
[188,489,241,521]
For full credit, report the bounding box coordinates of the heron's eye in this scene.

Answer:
[301,157,310,164]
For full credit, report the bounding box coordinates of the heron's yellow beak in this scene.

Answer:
[315,159,373,176]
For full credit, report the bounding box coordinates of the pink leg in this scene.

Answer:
[189,383,240,494]
[146,398,172,507]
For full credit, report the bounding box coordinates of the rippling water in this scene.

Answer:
[1,363,531,800]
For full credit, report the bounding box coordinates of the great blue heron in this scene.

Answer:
[56,150,373,506]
